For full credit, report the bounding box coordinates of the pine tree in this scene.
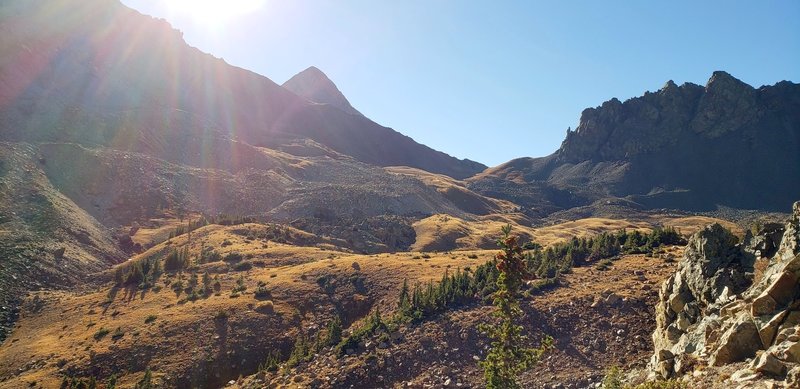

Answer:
[480,225,552,389]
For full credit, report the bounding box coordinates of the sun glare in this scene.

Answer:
[167,0,265,25]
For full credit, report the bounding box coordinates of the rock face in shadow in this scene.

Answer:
[649,201,800,387]
[471,72,800,213]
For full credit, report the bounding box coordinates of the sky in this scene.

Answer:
[120,1,800,167]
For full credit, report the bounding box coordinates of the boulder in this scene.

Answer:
[764,271,799,307]
[710,314,762,366]
[679,223,753,306]
[755,310,789,347]
[751,293,778,316]
[752,352,786,376]
[782,341,800,363]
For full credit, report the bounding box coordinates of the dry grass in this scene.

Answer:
[0,213,736,388]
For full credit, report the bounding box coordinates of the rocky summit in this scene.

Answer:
[471,72,800,214]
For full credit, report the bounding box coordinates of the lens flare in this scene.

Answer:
[166,0,265,25]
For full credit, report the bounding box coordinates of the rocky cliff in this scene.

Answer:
[649,201,800,387]
[471,72,800,213]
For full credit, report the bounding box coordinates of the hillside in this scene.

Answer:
[470,72,800,213]
[0,215,703,388]
[0,0,484,180]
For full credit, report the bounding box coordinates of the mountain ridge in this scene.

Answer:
[470,71,800,213]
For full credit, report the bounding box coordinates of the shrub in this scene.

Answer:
[603,366,624,389]
[93,328,110,341]
[135,368,152,389]
[258,350,281,373]
[164,248,190,271]
[224,252,243,262]
[214,310,229,320]
[144,315,157,324]
[233,261,252,271]
[111,327,124,340]
[254,285,271,299]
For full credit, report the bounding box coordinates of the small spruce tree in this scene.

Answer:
[480,225,553,389]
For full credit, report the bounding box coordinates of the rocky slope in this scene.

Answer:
[470,72,800,213]
[648,201,800,387]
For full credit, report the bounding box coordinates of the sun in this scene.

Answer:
[167,0,265,26]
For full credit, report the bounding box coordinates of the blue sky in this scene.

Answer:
[121,1,800,167]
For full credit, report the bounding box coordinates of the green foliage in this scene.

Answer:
[603,366,624,389]
[164,247,190,271]
[60,376,98,389]
[254,281,271,299]
[233,261,253,271]
[258,350,282,373]
[115,254,162,289]
[336,308,387,356]
[286,333,312,368]
[111,327,124,340]
[323,316,343,347]
[134,368,153,389]
[93,327,110,341]
[224,252,244,262]
[526,227,685,279]
[480,225,553,389]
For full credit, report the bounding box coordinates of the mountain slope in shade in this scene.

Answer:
[0,0,485,179]
[470,72,800,213]
[282,66,363,116]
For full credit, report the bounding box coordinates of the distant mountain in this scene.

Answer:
[0,0,484,179]
[470,72,800,213]
[283,66,363,116]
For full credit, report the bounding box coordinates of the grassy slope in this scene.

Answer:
[0,214,741,388]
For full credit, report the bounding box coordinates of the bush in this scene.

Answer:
[111,327,124,340]
[144,315,157,324]
[224,252,243,262]
[258,350,281,373]
[93,328,110,341]
[603,366,624,389]
[164,248,190,271]
[254,284,271,299]
[233,261,252,271]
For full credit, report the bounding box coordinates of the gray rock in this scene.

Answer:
[710,313,763,365]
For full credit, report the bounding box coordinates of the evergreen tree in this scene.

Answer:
[480,225,552,389]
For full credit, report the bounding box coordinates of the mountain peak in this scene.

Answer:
[705,70,751,92]
[282,66,363,116]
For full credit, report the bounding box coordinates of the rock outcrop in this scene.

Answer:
[649,201,800,387]
[470,72,800,213]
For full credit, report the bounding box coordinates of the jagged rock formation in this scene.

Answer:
[470,72,800,213]
[283,66,363,116]
[649,201,800,387]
